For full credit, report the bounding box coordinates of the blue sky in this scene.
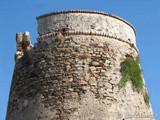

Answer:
[0,0,160,120]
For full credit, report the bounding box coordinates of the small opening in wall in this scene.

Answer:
[62,28,66,33]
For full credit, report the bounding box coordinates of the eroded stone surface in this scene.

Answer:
[6,10,153,120]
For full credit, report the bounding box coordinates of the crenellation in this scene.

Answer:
[16,32,23,51]
[23,32,32,51]
[15,32,32,61]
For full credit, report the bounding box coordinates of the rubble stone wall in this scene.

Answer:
[6,10,153,120]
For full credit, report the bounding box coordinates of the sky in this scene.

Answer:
[0,0,160,120]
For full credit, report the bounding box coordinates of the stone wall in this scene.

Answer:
[37,10,136,47]
[6,10,153,120]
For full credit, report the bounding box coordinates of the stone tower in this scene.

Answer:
[6,10,154,120]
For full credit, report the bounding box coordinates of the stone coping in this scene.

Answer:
[36,10,136,35]
[37,30,139,54]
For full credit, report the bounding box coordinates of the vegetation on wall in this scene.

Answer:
[144,92,150,107]
[119,56,150,107]
[119,57,143,92]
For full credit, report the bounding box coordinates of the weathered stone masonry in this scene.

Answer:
[6,10,153,120]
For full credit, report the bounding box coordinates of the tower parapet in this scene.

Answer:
[37,10,136,46]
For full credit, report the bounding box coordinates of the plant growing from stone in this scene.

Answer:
[119,57,150,106]
[120,57,143,92]
[144,91,150,107]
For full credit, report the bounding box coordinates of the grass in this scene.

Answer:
[119,56,150,107]
[120,57,143,92]
[144,92,150,107]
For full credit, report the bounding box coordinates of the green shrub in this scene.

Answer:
[120,56,150,107]
[120,57,143,92]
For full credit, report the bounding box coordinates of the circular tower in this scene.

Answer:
[7,10,153,120]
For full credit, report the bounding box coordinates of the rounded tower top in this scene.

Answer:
[37,9,136,47]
